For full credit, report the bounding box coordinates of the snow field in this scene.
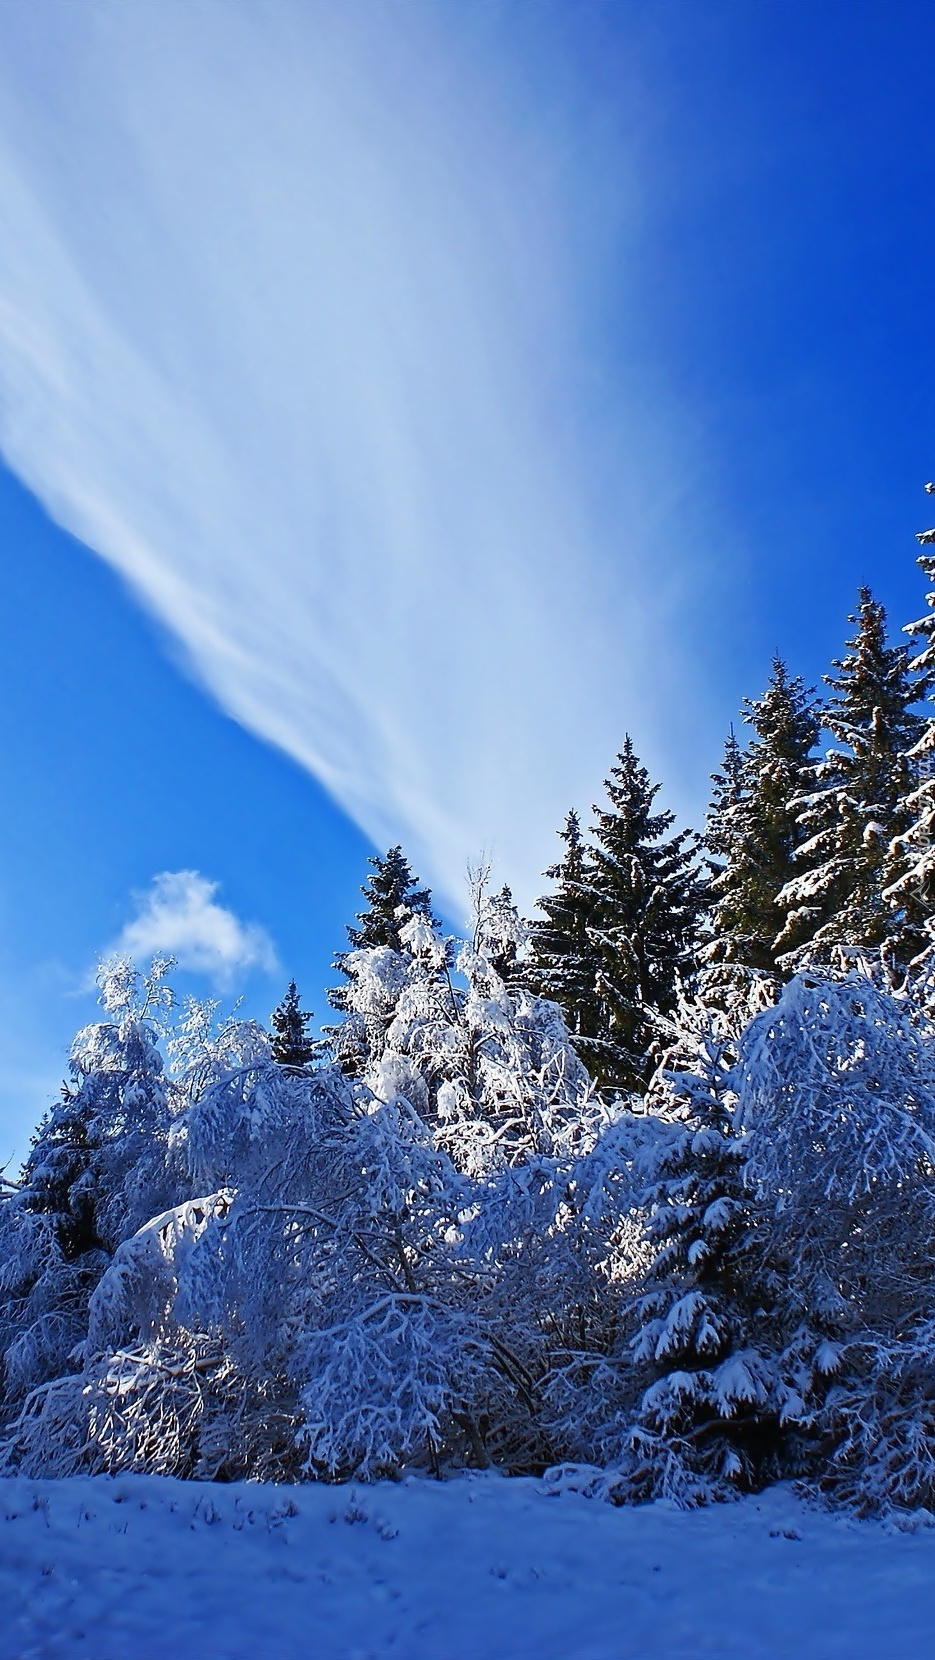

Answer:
[1,1473,934,1660]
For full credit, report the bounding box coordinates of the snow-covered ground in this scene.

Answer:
[2,1474,934,1660]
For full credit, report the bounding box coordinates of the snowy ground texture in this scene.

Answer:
[2,1474,935,1660]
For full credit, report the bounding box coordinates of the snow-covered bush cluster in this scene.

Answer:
[4,923,935,1517]
[6,497,935,1514]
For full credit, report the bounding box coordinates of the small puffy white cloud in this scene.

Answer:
[114,871,277,987]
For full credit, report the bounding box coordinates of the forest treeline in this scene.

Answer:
[4,503,935,1510]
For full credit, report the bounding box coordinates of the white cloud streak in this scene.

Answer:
[113,872,277,988]
[0,1,700,909]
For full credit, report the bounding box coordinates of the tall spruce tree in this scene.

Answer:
[776,589,926,964]
[270,981,319,1068]
[704,727,746,962]
[525,811,602,1039]
[580,738,707,1095]
[883,509,935,951]
[706,661,819,973]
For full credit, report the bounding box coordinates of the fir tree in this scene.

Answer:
[23,957,177,1259]
[270,981,319,1069]
[776,589,926,964]
[620,995,781,1504]
[343,846,435,955]
[526,811,602,1039]
[581,739,707,1095]
[884,506,935,949]
[703,727,746,962]
[0,958,181,1413]
[327,846,438,1075]
[706,661,819,973]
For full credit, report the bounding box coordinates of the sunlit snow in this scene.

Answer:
[2,1472,933,1660]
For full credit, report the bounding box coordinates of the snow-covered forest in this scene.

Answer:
[6,507,935,1523]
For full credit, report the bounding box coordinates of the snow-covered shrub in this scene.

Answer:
[2,1329,288,1482]
[341,898,601,1178]
[321,896,628,1471]
[185,1061,516,1479]
[3,935,612,1482]
[605,965,935,1510]
[31,1043,527,1480]
[12,922,935,1514]
[737,971,935,1301]
[511,1113,661,1473]
[0,1205,84,1406]
[735,970,935,1511]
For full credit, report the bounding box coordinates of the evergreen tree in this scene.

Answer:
[619,995,781,1504]
[343,846,435,955]
[327,846,438,1076]
[884,509,935,949]
[270,981,319,1068]
[706,661,819,973]
[525,811,602,1038]
[703,727,746,967]
[23,957,177,1259]
[581,738,707,1096]
[0,958,182,1414]
[776,589,926,964]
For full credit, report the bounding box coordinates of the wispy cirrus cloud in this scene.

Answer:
[112,871,277,989]
[0,1,705,909]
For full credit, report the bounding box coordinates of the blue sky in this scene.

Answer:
[1,0,934,1159]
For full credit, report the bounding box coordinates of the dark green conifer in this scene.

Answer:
[704,726,745,915]
[706,662,819,973]
[270,981,319,1068]
[777,589,926,964]
[23,1084,104,1261]
[343,847,434,954]
[884,523,935,950]
[526,811,601,1038]
[582,739,707,1095]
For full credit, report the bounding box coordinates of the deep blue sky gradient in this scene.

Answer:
[545,0,935,715]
